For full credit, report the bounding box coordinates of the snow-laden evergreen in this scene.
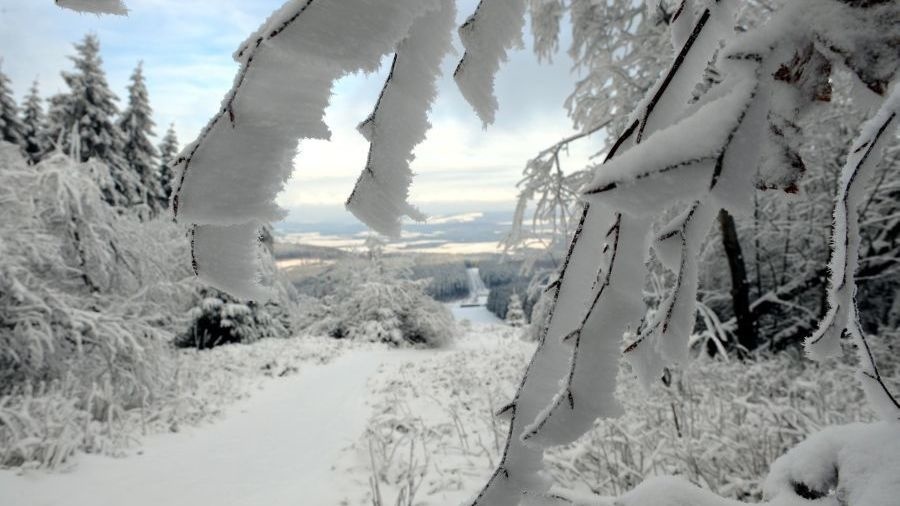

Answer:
[345,0,456,237]
[505,293,526,327]
[48,35,137,208]
[0,65,24,146]
[119,62,162,217]
[157,123,178,208]
[55,0,128,15]
[20,81,45,164]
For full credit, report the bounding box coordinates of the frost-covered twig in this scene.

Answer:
[346,0,456,237]
[808,86,900,420]
[454,0,528,125]
[55,0,127,16]
[172,0,447,299]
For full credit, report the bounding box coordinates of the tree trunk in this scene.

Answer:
[718,210,758,353]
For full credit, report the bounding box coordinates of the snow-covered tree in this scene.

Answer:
[20,80,45,164]
[0,64,24,146]
[505,293,527,327]
[119,62,162,217]
[157,123,178,206]
[298,250,456,348]
[48,34,136,208]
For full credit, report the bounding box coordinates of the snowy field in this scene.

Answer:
[0,308,522,506]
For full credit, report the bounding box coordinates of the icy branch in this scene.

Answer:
[346,0,455,237]
[171,0,442,299]
[55,0,128,15]
[454,0,528,126]
[808,85,900,420]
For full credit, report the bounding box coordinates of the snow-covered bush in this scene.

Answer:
[177,296,274,350]
[0,143,196,467]
[176,290,296,350]
[549,345,897,501]
[298,253,455,348]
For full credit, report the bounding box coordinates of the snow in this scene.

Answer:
[454,0,528,126]
[581,79,757,214]
[764,422,900,506]
[0,348,415,506]
[55,0,128,16]
[450,299,503,324]
[346,0,455,237]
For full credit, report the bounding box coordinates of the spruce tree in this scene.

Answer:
[50,34,136,207]
[20,80,45,164]
[505,293,527,328]
[157,123,179,207]
[0,64,25,146]
[118,62,161,216]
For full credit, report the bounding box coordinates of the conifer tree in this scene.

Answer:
[48,34,136,207]
[157,122,179,209]
[0,64,25,146]
[20,80,45,164]
[118,62,161,216]
[505,293,526,328]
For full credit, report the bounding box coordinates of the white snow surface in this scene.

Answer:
[0,348,417,506]
[55,0,127,15]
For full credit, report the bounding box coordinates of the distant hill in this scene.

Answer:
[273,241,348,261]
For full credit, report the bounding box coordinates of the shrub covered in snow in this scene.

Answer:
[298,250,455,348]
[176,290,296,350]
[0,144,196,467]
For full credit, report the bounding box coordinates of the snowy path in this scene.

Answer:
[0,350,418,506]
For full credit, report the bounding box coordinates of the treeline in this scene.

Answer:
[0,34,178,218]
[479,260,530,321]
[411,262,470,301]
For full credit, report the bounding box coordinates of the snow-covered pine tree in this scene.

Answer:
[157,123,178,207]
[0,64,25,146]
[20,80,45,164]
[48,34,137,208]
[505,293,526,327]
[119,62,162,217]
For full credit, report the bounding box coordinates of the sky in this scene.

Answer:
[0,0,602,224]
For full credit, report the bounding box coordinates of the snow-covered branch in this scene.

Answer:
[346,0,456,237]
[172,0,447,299]
[454,0,528,126]
[55,0,128,15]
[808,86,900,420]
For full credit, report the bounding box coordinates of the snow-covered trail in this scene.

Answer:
[0,349,420,506]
